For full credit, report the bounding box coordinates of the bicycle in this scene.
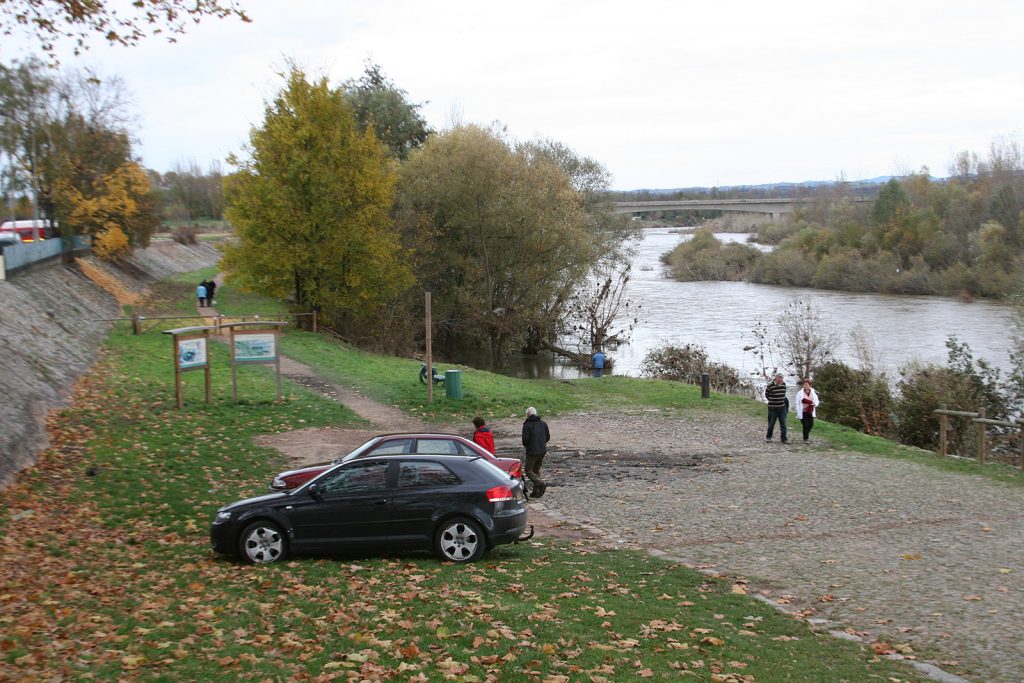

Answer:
[419,363,446,385]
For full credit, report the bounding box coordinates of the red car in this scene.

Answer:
[269,433,523,492]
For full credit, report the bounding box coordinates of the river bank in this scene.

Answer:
[473,227,1018,382]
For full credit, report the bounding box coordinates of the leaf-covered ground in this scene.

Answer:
[0,320,924,681]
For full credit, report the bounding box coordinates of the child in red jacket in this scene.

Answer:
[472,416,495,454]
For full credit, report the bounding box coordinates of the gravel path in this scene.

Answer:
[268,361,1024,682]
[518,409,1024,683]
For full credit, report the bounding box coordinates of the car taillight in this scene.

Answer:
[508,461,522,477]
[486,485,515,502]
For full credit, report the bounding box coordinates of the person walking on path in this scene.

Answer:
[196,282,207,308]
[471,416,495,454]
[592,349,605,378]
[205,279,217,305]
[522,407,550,498]
[764,373,788,443]
[795,379,820,442]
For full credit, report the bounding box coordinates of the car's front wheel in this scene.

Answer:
[435,517,486,563]
[239,520,288,564]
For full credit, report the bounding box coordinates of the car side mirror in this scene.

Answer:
[307,483,322,500]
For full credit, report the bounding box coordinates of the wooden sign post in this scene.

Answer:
[223,321,288,402]
[425,291,433,405]
[163,326,214,409]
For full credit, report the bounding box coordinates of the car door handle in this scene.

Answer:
[374,499,387,506]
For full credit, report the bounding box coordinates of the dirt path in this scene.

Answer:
[262,356,1022,682]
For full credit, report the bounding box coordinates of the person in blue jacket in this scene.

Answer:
[592,349,605,378]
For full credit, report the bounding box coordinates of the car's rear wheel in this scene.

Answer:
[435,517,486,563]
[239,520,288,564]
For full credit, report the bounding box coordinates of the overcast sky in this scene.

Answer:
[25,0,1024,189]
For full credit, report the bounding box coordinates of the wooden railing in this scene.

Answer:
[96,311,316,335]
[934,406,1024,468]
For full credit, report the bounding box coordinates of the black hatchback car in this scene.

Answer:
[211,454,527,564]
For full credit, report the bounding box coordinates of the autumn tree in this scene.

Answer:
[396,124,599,364]
[0,60,158,253]
[0,0,249,56]
[223,66,412,330]
[342,62,430,161]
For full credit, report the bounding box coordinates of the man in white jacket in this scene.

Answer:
[794,379,821,442]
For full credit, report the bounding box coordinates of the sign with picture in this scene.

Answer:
[233,333,276,361]
[178,337,208,369]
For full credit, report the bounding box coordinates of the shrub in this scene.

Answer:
[92,225,130,260]
[894,338,1012,454]
[894,363,979,452]
[754,221,803,245]
[667,234,761,282]
[813,361,894,436]
[810,248,897,292]
[882,256,936,295]
[748,248,816,286]
[172,225,199,245]
[936,262,978,297]
[641,343,748,394]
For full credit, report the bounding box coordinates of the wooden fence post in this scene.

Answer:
[1019,423,1024,469]
[976,407,986,465]
[132,314,141,335]
[938,404,948,458]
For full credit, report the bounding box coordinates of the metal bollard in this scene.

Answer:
[700,373,710,399]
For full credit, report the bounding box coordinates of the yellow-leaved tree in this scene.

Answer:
[54,161,155,260]
[223,66,413,330]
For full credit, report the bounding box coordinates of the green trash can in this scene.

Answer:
[444,369,463,399]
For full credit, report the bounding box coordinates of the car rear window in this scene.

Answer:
[415,438,461,455]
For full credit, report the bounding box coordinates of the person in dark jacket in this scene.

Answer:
[205,278,217,304]
[471,416,495,454]
[522,407,550,498]
[764,373,788,443]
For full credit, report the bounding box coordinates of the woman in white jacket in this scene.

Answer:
[794,379,820,442]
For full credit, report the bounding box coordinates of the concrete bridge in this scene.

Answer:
[611,197,842,221]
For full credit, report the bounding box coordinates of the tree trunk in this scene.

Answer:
[538,338,589,366]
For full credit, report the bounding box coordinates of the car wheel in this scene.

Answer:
[435,517,486,563]
[239,520,288,564]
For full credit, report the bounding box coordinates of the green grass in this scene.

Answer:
[142,269,1024,485]
[0,318,920,681]
[814,420,1024,485]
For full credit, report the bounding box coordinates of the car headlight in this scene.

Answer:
[215,510,233,522]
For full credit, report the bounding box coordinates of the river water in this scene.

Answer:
[487,227,1019,381]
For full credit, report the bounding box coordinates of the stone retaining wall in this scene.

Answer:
[0,241,221,486]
